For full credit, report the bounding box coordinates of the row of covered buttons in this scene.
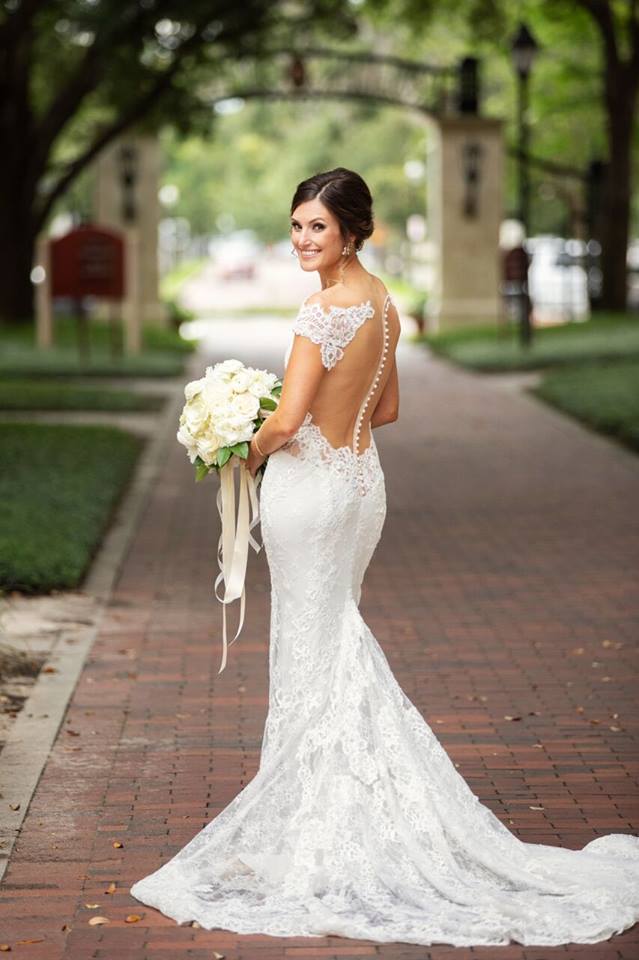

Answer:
[353,310,390,453]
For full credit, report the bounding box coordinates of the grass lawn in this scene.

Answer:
[0,314,195,378]
[529,360,639,453]
[419,312,639,372]
[0,423,144,593]
[0,379,166,411]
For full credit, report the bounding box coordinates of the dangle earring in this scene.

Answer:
[336,239,355,283]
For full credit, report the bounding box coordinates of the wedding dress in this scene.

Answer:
[130,292,639,946]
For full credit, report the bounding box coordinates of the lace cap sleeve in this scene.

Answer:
[291,299,375,370]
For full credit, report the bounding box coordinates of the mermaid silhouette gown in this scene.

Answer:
[130,293,639,946]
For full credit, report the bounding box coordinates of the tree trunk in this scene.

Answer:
[600,99,634,310]
[0,186,37,325]
[0,18,39,326]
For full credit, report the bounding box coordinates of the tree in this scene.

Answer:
[0,0,355,324]
[570,0,639,309]
[364,0,639,311]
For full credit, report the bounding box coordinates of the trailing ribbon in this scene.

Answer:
[213,456,262,674]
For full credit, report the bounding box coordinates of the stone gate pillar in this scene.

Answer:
[425,115,504,332]
[94,134,167,329]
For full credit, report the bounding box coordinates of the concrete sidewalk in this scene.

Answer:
[1,318,638,960]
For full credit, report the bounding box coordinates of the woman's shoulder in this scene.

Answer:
[301,276,389,314]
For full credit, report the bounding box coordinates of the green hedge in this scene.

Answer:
[0,380,165,411]
[0,423,144,592]
[419,312,639,372]
[530,360,639,453]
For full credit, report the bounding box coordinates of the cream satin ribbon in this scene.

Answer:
[213,456,262,674]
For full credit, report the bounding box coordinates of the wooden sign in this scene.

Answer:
[50,224,125,300]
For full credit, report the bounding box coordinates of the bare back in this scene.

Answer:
[287,275,401,454]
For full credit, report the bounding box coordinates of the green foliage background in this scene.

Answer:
[154,0,639,248]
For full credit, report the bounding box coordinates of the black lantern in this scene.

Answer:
[510,23,540,78]
[118,143,139,224]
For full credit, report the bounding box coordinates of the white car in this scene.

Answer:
[526,235,591,320]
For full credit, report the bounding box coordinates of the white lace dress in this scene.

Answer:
[130,296,639,947]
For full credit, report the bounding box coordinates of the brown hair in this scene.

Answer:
[290,167,374,251]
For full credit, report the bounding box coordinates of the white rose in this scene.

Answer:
[247,369,278,399]
[184,377,206,401]
[177,423,200,464]
[207,358,245,383]
[215,415,255,447]
[183,395,209,434]
[231,391,260,420]
[202,378,234,408]
[196,434,222,466]
[230,369,251,393]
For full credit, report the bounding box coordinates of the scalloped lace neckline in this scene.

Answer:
[300,296,373,315]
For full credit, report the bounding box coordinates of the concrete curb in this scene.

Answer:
[0,358,196,882]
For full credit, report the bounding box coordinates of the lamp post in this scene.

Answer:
[510,23,539,234]
[509,22,539,348]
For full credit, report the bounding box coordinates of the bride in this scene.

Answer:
[130,167,639,946]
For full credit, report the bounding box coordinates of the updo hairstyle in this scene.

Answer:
[290,167,374,251]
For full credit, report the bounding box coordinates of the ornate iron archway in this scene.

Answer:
[204,48,481,119]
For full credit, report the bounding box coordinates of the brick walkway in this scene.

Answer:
[2,320,639,960]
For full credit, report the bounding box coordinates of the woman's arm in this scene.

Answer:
[246,335,325,475]
[370,355,399,428]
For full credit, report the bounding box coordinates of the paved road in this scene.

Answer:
[2,317,639,960]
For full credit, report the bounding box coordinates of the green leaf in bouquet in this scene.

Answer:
[259,396,277,411]
[272,384,282,396]
[195,460,210,482]
[230,441,249,458]
[217,446,232,467]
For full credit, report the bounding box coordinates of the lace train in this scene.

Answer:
[130,419,639,946]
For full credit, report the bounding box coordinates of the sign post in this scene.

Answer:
[36,224,133,356]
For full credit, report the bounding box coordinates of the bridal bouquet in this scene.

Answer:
[177,359,282,674]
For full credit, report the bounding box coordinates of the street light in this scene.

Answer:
[510,22,540,234]
[509,22,539,349]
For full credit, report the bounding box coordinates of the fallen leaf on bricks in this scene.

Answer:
[533,743,543,748]
[112,841,123,848]
[213,952,226,959]
[571,647,584,655]
[528,711,540,716]
[9,804,20,811]
[576,706,585,713]
[609,726,622,732]
[601,639,613,648]
[61,924,71,932]
[589,719,601,725]
[612,712,619,719]
[65,730,80,737]
[529,805,545,811]
[503,716,522,721]
[88,916,110,926]
[105,882,116,894]
[16,940,44,945]
[0,946,10,952]
[42,666,57,673]
[84,903,100,909]
[125,915,142,923]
